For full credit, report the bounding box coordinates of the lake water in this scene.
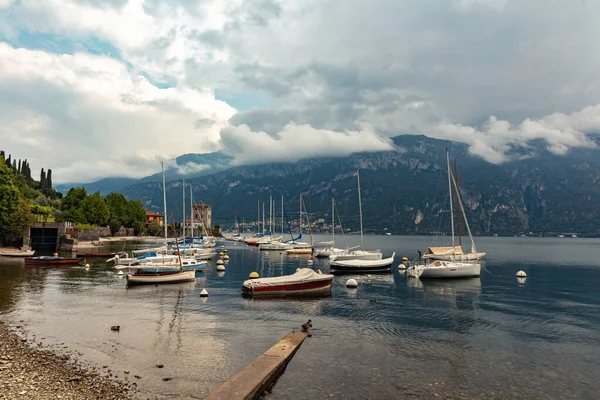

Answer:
[1,235,600,399]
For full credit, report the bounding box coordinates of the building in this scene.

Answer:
[184,201,212,234]
[145,210,164,226]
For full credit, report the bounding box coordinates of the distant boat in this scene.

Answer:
[0,249,35,258]
[331,252,395,274]
[76,252,116,259]
[25,256,85,265]
[385,232,392,236]
[242,268,333,296]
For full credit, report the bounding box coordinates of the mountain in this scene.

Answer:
[55,177,140,196]
[55,151,234,195]
[120,135,600,236]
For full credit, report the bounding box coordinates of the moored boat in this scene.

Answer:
[0,249,35,258]
[126,269,196,285]
[242,268,333,296]
[330,252,395,274]
[329,250,382,262]
[407,260,481,279]
[25,256,85,265]
[76,252,116,258]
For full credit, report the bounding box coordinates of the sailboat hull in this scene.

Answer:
[331,253,395,274]
[329,251,382,261]
[410,261,481,279]
[126,270,196,285]
[423,252,486,261]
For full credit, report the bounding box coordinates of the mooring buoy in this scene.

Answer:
[516,270,527,278]
[200,289,208,297]
[346,278,358,288]
[249,272,259,279]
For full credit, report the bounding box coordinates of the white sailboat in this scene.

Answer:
[329,170,382,262]
[314,198,348,258]
[286,194,313,254]
[407,150,481,279]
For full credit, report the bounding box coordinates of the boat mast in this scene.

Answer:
[446,149,456,259]
[281,195,284,237]
[451,172,478,255]
[262,202,265,235]
[182,179,185,243]
[299,194,303,237]
[189,184,193,239]
[257,200,259,235]
[454,159,463,248]
[269,195,272,236]
[332,197,335,244]
[162,161,167,240]
[356,170,364,251]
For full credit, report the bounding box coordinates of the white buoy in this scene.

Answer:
[200,289,208,297]
[346,278,358,288]
[367,274,372,280]
[117,271,124,275]
[219,252,224,257]
[85,264,90,269]
[516,270,527,278]
[223,255,230,260]
[217,264,225,271]
[216,259,224,265]
[307,259,313,265]
[398,264,407,270]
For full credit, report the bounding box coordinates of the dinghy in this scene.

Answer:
[331,252,395,274]
[242,268,333,296]
[25,256,85,265]
[0,249,35,258]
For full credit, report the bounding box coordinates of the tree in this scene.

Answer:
[0,163,32,243]
[40,168,46,191]
[105,192,128,224]
[109,218,122,236]
[5,154,11,169]
[147,219,162,236]
[46,169,52,190]
[61,187,87,211]
[80,192,110,226]
[124,200,146,228]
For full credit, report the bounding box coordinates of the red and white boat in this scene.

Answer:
[242,268,333,296]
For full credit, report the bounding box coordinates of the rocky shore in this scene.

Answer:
[0,321,135,399]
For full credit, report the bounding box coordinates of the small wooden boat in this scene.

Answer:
[126,270,196,285]
[330,252,395,274]
[76,252,116,258]
[242,268,333,296]
[0,249,35,258]
[24,256,85,265]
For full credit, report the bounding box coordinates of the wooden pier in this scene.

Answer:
[204,330,310,400]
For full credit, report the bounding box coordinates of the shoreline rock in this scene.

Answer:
[0,320,135,399]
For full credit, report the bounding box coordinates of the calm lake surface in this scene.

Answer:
[1,235,600,399]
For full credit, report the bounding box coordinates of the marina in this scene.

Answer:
[1,234,600,399]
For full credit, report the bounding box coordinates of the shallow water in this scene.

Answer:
[1,235,600,399]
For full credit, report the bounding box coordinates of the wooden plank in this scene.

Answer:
[204,330,309,400]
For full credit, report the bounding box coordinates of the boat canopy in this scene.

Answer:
[242,268,332,290]
[427,246,464,255]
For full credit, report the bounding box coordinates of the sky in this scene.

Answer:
[1,0,600,183]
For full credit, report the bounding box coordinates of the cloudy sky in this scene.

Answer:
[1,0,600,183]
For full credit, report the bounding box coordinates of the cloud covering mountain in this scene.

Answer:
[1,0,600,183]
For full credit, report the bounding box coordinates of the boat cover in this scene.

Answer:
[427,246,464,255]
[243,268,332,289]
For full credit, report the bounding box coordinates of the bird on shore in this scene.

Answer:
[301,320,312,332]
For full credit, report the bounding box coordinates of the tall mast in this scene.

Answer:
[257,200,260,235]
[269,195,272,236]
[454,159,463,248]
[162,161,167,240]
[189,184,193,239]
[299,194,302,236]
[446,149,455,258]
[281,195,284,237]
[451,172,478,255]
[262,202,265,235]
[182,179,185,242]
[356,170,364,251]
[332,197,335,243]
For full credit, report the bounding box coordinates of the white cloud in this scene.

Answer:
[219,123,395,165]
[0,43,236,183]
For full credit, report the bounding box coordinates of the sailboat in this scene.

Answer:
[314,198,347,258]
[285,194,313,255]
[330,170,382,262]
[423,159,486,261]
[407,150,481,279]
[126,166,195,285]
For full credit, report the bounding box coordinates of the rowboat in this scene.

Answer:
[0,250,35,258]
[330,252,395,274]
[242,268,333,296]
[24,256,85,265]
[126,269,196,285]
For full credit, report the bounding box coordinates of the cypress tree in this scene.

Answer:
[5,154,11,169]
[40,168,46,190]
[12,159,16,173]
[0,151,4,162]
[47,169,53,190]
[17,159,21,175]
